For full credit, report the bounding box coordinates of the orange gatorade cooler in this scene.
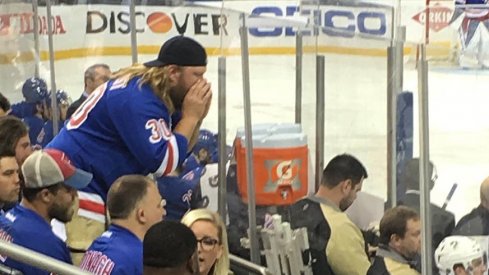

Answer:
[235,127,308,206]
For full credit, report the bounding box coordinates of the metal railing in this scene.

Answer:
[0,240,90,275]
[229,254,272,275]
[0,263,22,275]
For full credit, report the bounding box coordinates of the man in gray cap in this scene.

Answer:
[3,149,92,274]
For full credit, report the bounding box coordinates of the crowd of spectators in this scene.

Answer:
[0,34,488,275]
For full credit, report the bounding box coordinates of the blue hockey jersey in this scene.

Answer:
[10,102,36,119]
[4,205,72,274]
[38,120,65,148]
[46,77,188,201]
[80,224,142,275]
[157,166,205,221]
[22,115,44,147]
[0,214,13,263]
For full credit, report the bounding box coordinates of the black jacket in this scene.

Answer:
[289,197,335,275]
[66,94,88,120]
[453,205,489,235]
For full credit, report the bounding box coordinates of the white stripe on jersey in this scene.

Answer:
[154,135,179,177]
[168,135,179,173]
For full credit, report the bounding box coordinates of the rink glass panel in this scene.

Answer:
[3,0,489,248]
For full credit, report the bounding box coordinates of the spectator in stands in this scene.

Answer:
[289,153,370,275]
[181,208,229,275]
[13,78,51,145]
[435,236,487,275]
[0,147,20,265]
[0,116,32,211]
[66,63,111,120]
[0,150,20,211]
[3,149,92,274]
[80,175,165,274]
[368,206,421,275]
[452,176,489,235]
[143,220,199,275]
[0,93,11,117]
[398,158,455,254]
[37,90,72,147]
[10,77,49,119]
[0,116,32,167]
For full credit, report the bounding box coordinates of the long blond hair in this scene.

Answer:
[181,209,230,275]
[111,64,176,113]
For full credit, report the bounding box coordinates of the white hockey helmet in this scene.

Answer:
[435,236,486,275]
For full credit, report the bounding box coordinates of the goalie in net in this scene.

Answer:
[450,0,489,68]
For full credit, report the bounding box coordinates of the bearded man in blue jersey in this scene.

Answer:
[47,35,212,264]
[4,149,92,274]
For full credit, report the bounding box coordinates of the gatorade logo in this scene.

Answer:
[272,160,299,186]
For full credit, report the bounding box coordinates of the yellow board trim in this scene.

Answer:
[0,42,454,65]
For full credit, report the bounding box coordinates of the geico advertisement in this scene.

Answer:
[249,5,392,39]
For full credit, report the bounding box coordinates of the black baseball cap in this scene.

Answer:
[144,35,207,67]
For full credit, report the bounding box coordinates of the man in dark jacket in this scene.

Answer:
[452,176,489,235]
[66,64,110,120]
[398,158,455,254]
[289,154,371,275]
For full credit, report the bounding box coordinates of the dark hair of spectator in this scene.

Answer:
[321,154,368,188]
[379,206,419,245]
[143,220,197,268]
[0,93,11,113]
[107,175,152,220]
[23,182,63,202]
[0,116,28,154]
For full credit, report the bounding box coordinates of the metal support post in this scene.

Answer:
[315,56,325,191]
[32,0,40,77]
[295,32,303,124]
[387,47,397,208]
[417,44,433,275]
[46,0,59,134]
[239,13,260,265]
[217,56,227,220]
[129,0,138,64]
[386,26,406,209]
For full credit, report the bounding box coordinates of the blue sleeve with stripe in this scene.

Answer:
[108,83,188,177]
